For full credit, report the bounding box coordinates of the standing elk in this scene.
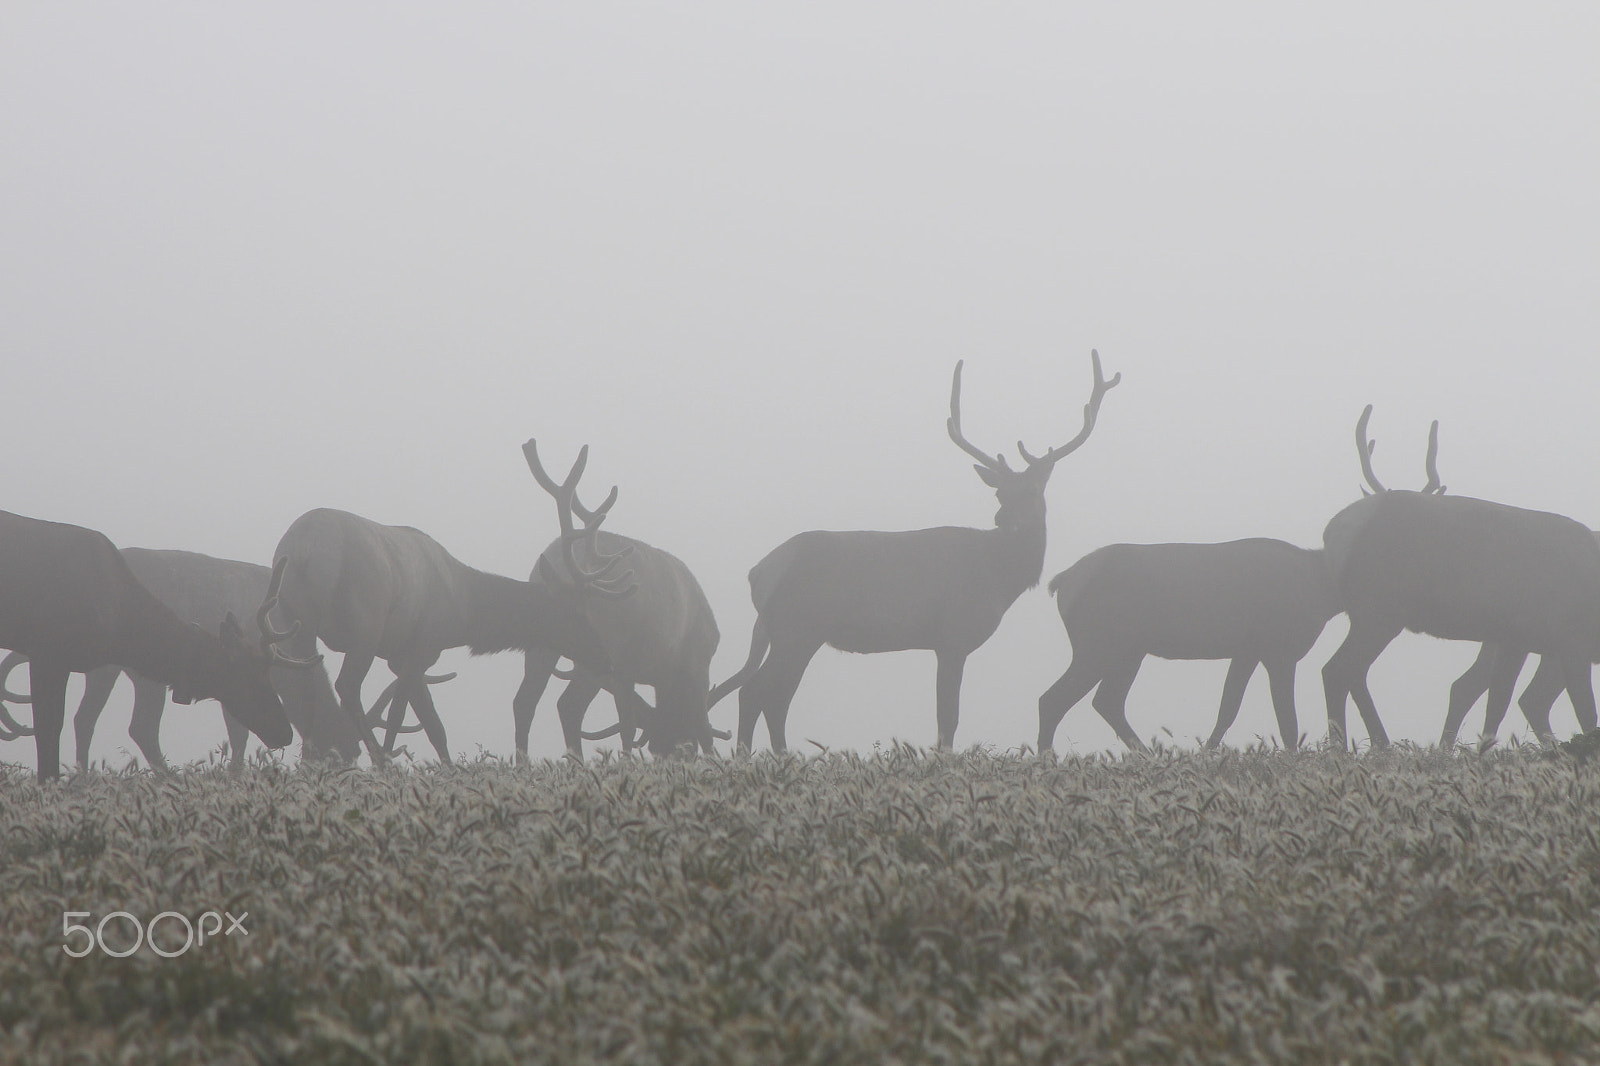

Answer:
[710,352,1120,752]
[512,440,722,758]
[269,506,614,766]
[0,548,359,771]
[1036,538,1340,753]
[1321,412,1600,749]
[0,510,301,781]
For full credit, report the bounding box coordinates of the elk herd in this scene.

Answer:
[4,352,1599,781]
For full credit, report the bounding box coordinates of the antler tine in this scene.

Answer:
[569,484,634,568]
[523,438,583,540]
[947,360,1008,471]
[562,530,639,598]
[1421,419,1445,494]
[527,437,639,597]
[1034,349,1123,466]
[1355,404,1387,495]
[257,558,302,646]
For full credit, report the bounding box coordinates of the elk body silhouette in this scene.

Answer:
[1038,538,1339,752]
[0,548,359,770]
[712,353,1120,752]
[1321,430,1600,749]
[513,440,722,758]
[1430,528,1600,750]
[0,510,299,781]
[270,507,612,765]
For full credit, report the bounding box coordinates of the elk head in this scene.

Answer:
[171,558,315,749]
[947,350,1121,531]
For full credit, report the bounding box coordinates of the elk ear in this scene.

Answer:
[534,555,562,586]
[974,464,1004,488]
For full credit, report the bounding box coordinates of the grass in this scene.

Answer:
[2,743,1599,1063]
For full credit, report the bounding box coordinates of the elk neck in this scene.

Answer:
[116,602,217,695]
[984,500,1049,604]
[454,565,560,656]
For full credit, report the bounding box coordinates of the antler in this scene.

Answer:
[523,439,638,599]
[947,361,1010,472]
[1420,420,1446,494]
[258,558,323,667]
[1355,405,1386,495]
[1015,350,1122,468]
[1355,407,1445,496]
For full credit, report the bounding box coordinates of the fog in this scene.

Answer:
[3,4,1596,770]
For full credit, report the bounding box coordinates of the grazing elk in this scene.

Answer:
[1321,412,1600,749]
[711,352,1120,752]
[512,440,722,758]
[1037,538,1340,753]
[0,548,359,771]
[0,510,301,781]
[270,507,613,765]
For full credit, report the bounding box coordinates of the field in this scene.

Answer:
[3,744,1599,1064]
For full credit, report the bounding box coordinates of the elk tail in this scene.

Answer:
[1046,553,1102,612]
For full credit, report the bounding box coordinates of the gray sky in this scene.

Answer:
[3,3,1597,769]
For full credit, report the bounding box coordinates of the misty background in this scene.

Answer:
[2,4,1596,771]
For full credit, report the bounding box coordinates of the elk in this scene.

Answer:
[0,510,302,781]
[1321,412,1600,749]
[710,351,1121,752]
[269,506,614,765]
[0,548,359,771]
[512,440,722,758]
[1037,538,1340,753]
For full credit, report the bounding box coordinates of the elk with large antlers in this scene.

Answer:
[268,507,612,765]
[711,351,1121,752]
[513,440,722,757]
[0,548,359,770]
[0,510,300,781]
[1321,410,1600,749]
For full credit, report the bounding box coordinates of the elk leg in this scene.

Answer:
[222,710,249,769]
[1515,655,1564,743]
[934,650,967,750]
[1322,619,1401,751]
[739,637,820,754]
[1558,650,1598,734]
[556,672,604,755]
[1478,647,1528,751]
[1441,643,1494,748]
[72,666,120,770]
[1263,659,1302,751]
[29,660,70,782]
[1092,654,1147,752]
[127,674,173,773]
[513,648,561,763]
[334,652,389,766]
[401,673,451,764]
[1036,654,1101,753]
[1206,658,1258,749]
